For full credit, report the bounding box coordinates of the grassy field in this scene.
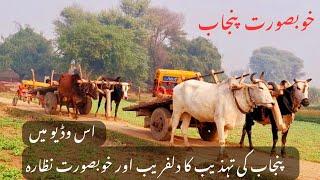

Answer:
[91,99,145,127]
[93,98,320,162]
[0,113,24,179]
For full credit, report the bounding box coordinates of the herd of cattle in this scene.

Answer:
[55,71,312,159]
[170,72,311,159]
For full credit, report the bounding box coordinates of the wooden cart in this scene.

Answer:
[12,69,93,115]
[123,69,226,141]
[123,96,218,141]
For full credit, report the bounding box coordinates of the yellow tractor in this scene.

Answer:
[152,69,203,97]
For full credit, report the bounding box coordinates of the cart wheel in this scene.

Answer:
[150,107,172,141]
[78,96,92,115]
[12,96,18,106]
[198,122,217,141]
[44,92,57,114]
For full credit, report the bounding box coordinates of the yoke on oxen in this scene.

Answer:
[170,72,278,159]
[239,77,312,157]
[93,76,131,118]
[212,72,286,131]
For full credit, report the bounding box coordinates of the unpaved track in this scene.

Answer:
[0,97,319,179]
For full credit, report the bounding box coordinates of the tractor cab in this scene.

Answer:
[152,69,202,97]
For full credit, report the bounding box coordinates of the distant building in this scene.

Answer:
[0,69,20,82]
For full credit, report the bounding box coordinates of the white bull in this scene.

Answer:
[170,74,275,158]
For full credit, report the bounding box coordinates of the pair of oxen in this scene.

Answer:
[169,72,311,159]
[57,73,128,119]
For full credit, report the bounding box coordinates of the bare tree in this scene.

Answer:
[143,7,185,82]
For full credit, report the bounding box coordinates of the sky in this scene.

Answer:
[0,0,319,86]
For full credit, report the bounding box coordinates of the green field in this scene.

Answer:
[93,99,320,162]
[91,99,145,127]
[0,116,24,179]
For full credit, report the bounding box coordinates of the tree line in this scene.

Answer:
[0,0,317,98]
[0,0,222,89]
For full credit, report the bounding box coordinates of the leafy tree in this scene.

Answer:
[168,37,222,75]
[98,8,149,49]
[54,4,223,88]
[55,5,97,28]
[55,6,149,87]
[249,47,305,82]
[0,26,56,80]
[120,0,150,18]
[187,37,222,72]
[102,3,222,85]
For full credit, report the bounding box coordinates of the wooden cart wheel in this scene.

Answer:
[150,107,172,141]
[12,96,18,106]
[44,92,57,114]
[198,122,217,141]
[78,96,92,115]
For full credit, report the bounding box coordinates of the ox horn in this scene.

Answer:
[96,76,102,81]
[268,82,279,92]
[294,79,298,83]
[280,80,291,89]
[250,73,258,83]
[306,78,312,82]
[260,72,265,80]
[239,73,246,84]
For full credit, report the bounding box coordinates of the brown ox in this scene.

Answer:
[58,73,97,119]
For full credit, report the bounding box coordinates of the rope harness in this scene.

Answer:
[233,86,255,114]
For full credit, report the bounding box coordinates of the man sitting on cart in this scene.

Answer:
[68,59,81,76]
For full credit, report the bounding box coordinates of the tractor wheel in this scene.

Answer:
[150,107,172,141]
[12,96,18,106]
[44,92,57,114]
[78,96,92,115]
[198,122,217,141]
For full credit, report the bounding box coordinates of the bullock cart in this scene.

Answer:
[123,69,233,141]
[42,79,128,116]
[41,78,105,115]
[12,69,95,115]
[123,96,219,141]
[28,81,96,115]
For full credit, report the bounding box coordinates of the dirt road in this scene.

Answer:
[0,97,319,179]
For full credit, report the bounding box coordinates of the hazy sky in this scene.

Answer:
[0,0,319,86]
